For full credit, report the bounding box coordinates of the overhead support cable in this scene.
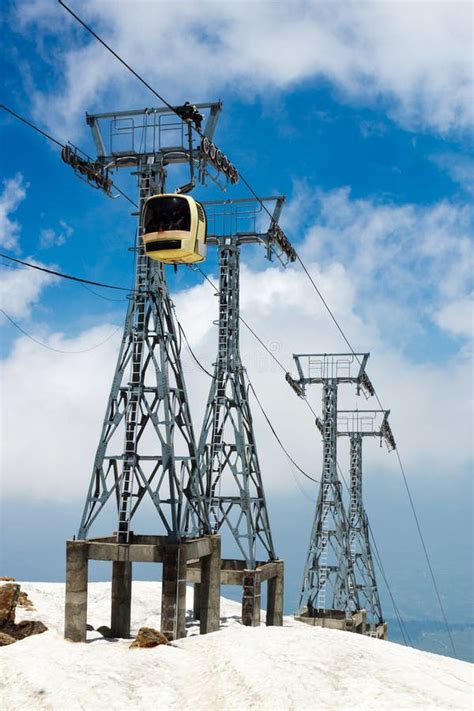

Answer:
[247,379,319,486]
[335,460,412,647]
[1,103,63,147]
[58,1,180,121]
[176,305,317,487]
[0,104,138,208]
[0,308,121,354]
[0,253,132,293]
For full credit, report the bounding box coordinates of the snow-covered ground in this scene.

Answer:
[1,582,472,710]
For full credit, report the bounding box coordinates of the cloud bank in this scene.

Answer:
[15,0,473,138]
[1,189,472,503]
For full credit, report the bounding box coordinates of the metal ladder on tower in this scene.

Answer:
[117,178,150,542]
[208,248,231,532]
[348,444,358,600]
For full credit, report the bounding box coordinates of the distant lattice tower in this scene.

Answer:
[289,353,376,629]
[337,409,396,638]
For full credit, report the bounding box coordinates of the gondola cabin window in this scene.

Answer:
[142,194,207,264]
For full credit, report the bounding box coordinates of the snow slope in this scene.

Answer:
[1,582,472,710]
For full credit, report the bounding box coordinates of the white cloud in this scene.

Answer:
[15,0,473,138]
[1,256,472,505]
[0,258,56,319]
[0,173,27,250]
[0,188,471,507]
[39,219,73,249]
[0,323,122,501]
[435,297,473,339]
[431,153,474,196]
[298,188,474,346]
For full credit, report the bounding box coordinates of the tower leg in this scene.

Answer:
[200,535,221,634]
[161,544,187,640]
[111,561,132,637]
[64,540,88,642]
[242,569,261,626]
[266,561,284,626]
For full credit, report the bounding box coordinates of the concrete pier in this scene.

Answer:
[64,540,88,642]
[265,561,284,626]
[64,534,221,642]
[111,561,132,638]
[199,535,221,634]
[161,545,188,640]
[242,570,262,626]
[189,558,284,628]
[294,607,388,639]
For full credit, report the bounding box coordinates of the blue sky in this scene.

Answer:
[0,1,473,659]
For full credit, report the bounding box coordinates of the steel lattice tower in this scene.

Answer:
[291,353,375,618]
[197,234,276,567]
[61,105,293,642]
[79,166,208,542]
[337,409,395,635]
[75,104,224,542]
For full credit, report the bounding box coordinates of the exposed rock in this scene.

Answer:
[129,627,170,649]
[18,591,35,610]
[0,583,20,626]
[86,624,94,631]
[97,625,113,638]
[1,619,48,641]
[16,620,48,638]
[0,583,47,644]
[0,576,15,582]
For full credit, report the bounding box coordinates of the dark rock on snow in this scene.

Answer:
[129,627,170,649]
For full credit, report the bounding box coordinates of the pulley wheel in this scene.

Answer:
[201,136,210,156]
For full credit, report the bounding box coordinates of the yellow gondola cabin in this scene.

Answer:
[142,194,207,264]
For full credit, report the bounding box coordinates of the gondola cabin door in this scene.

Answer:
[142,194,207,264]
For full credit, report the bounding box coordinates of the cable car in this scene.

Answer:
[142,194,207,264]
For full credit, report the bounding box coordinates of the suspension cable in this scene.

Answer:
[1,104,138,208]
[247,378,319,485]
[367,521,414,647]
[0,253,132,293]
[335,460,413,647]
[1,308,121,354]
[58,1,189,127]
[176,320,214,378]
